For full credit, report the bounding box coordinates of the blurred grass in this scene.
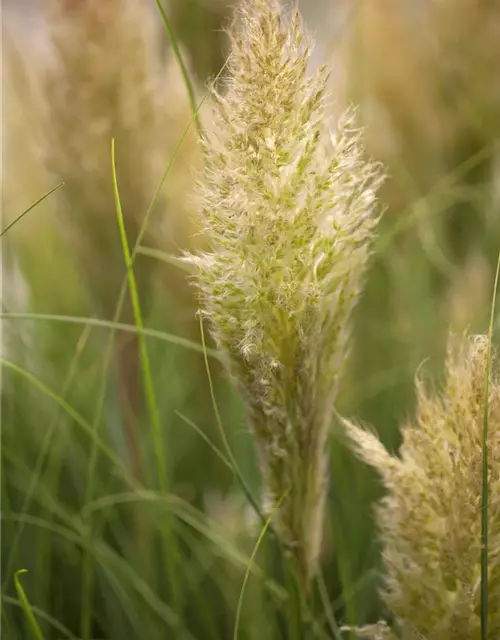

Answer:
[2,0,500,638]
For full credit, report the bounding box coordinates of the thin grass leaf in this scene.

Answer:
[111,137,182,607]
[481,249,500,639]
[233,490,288,640]
[198,310,266,525]
[0,312,219,358]
[0,182,64,237]
[80,320,118,640]
[167,523,229,640]
[111,138,166,487]
[3,449,83,528]
[174,410,233,470]
[316,570,342,640]
[1,596,15,639]
[154,0,202,137]
[13,570,44,640]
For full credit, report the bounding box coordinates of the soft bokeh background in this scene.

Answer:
[2,1,499,638]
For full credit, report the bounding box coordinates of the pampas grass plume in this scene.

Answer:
[345,335,500,638]
[186,0,384,586]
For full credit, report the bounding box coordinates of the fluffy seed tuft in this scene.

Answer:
[345,334,500,638]
[187,0,384,585]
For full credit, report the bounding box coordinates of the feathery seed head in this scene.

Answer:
[346,334,500,639]
[188,0,384,585]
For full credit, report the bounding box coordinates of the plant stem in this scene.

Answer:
[285,554,306,640]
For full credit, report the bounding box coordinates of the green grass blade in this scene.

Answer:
[233,491,288,640]
[198,310,266,524]
[80,320,119,640]
[0,312,220,359]
[174,410,233,470]
[316,570,342,640]
[13,571,44,640]
[111,138,181,607]
[111,137,166,491]
[154,0,202,137]
[481,249,500,640]
[0,182,64,237]
[2,595,15,639]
